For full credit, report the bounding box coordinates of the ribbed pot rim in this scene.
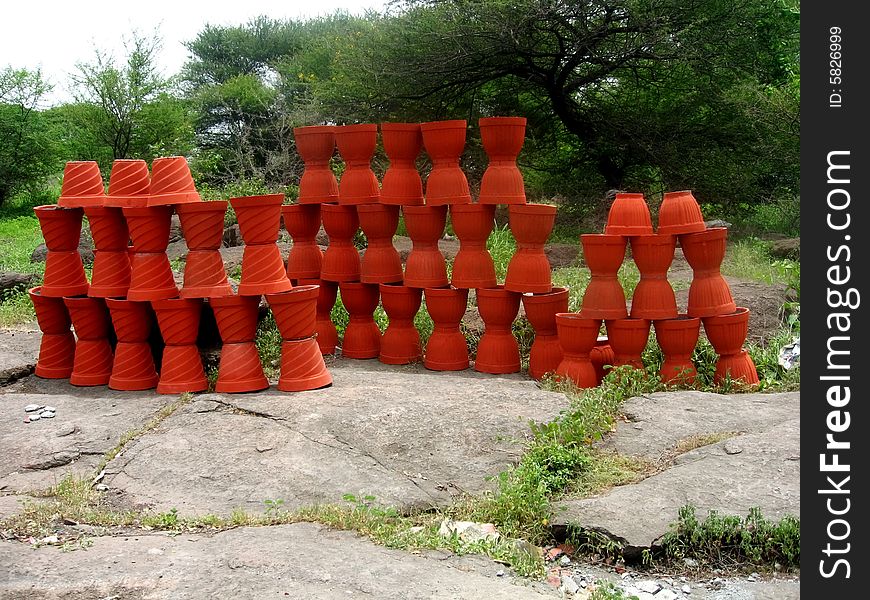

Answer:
[122,206,171,217]
[321,203,356,214]
[267,285,319,304]
[522,286,569,303]
[663,190,695,199]
[681,226,728,242]
[151,297,201,310]
[402,205,446,216]
[176,200,227,214]
[450,203,493,214]
[605,317,650,329]
[555,312,601,325]
[294,125,335,135]
[421,119,467,131]
[380,122,421,132]
[631,233,675,245]
[337,123,378,133]
[702,306,750,325]
[476,284,517,299]
[424,285,466,297]
[357,204,397,214]
[581,233,626,246]
[654,314,700,328]
[509,203,557,217]
[479,116,527,127]
[229,194,285,209]
[379,283,420,295]
[209,294,257,308]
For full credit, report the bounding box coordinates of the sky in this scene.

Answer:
[1,0,385,105]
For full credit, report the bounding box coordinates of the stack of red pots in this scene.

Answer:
[267,285,332,391]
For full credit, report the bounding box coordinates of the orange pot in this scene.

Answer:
[379,284,422,365]
[522,287,569,380]
[478,116,527,205]
[605,193,653,236]
[278,337,333,392]
[56,161,105,208]
[339,282,381,359]
[403,205,448,288]
[282,204,324,280]
[604,318,650,369]
[177,201,232,298]
[267,285,320,341]
[148,156,201,206]
[358,204,403,284]
[654,315,700,385]
[210,294,269,393]
[321,204,361,282]
[505,204,555,293]
[123,205,179,302]
[85,206,131,298]
[629,234,677,319]
[421,120,471,205]
[103,159,151,208]
[29,287,76,379]
[475,286,521,374]
[106,299,159,391]
[554,313,600,388]
[590,337,615,384]
[34,205,90,297]
[657,190,705,235]
[297,278,339,355]
[450,204,497,289]
[380,123,424,206]
[294,125,339,204]
[423,286,469,371]
[230,194,293,296]
[703,307,759,385]
[151,298,207,394]
[579,234,627,319]
[64,297,114,387]
[336,124,380,205]
[680,227,736,318]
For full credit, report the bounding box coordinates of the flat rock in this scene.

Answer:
[0,328,40,384]
[0,494,38,518]
[0,522,557,599]
[104,359,566,516]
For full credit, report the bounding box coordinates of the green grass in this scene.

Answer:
[722,238,799,289]
[0,193,49,325]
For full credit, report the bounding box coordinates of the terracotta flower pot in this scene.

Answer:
[522,287,569,380]
[278,337,333,392]
[680,227,736,318]
[478,116,526,205]
[176,201,232,298]
[282,204,324,280]
[84,206,132,298]
[64,297,114,387]
[475,286,521,374]
[703,307,759,385]
[554,313,600,388]
[605,193,653,236]
[267,284,319,341]
[103,159,151,208]
[339,282,381,359]
[297,278,339,355]
[57,161,105,208]
[151,298,208,394]
[579,234,627,319]
[321,204,361,282]
[29,287,76,379]
[358,204,403,284]
[657,190,705,235]
[148,156,201,206]
[450,204,497,289]
[604,318,650,369]
[505,204,555,293]
[210,294,269,393]
[590,337,615,384]
[420,120,471,205]
[654,315,700,385]
[34,205,90,297]
[294,125,339,204]
[403,205,448,288]
[123,205,179,301]
[380,123,424,206]
[629,234,677,319]
[379,284,422,365]
[105,299,159,391]
[336,124,380,205]
[230,194,293,296]
[423,286,469,371]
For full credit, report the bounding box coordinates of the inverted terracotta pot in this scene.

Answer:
[85,206,131,298]
[523,287,569,380]
[123,205,179,301]
[424,286,469,371]
[590,337,615,384]
[421,120,471,205]
[210,294,269,393]
[680,227,736,318]
[579,234,627,319]
[34,205,89,298]
[605,193,653,236]
[282,204,324,280]
[604,318,650,369]
[713,350,760,386]
[278,337,333,392]
[478,116,527,205]
[29,287,76,379]
[379,284,422,365]
[297,278,339,355]
[57,161,105,208]
[629,234,677,320]
[148,156,201,206]
[554,313,600,388]
[294,125,339,204]
[380,123,424,206]
[703,307,759,385]
[358,204,403,284]
[450,204,497,289]
[657,190,705,235]
[654,315,700,385]
[475,286,521,374]
[106,298,159,391]
[152,298,207,394]
[103,159,151,208]
[336,124,379,205]
[230,194,293,296]
[177,201,232,298]
[267,284,319,341]
[339,282,381,359]
[64,297,114,387]
[403,205,448,288]
[321,204,361,282]
[505,204,555,293]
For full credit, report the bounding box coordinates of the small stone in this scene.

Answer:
[637,580,661,594]
[683,558,698,569]
[495,569,505,577]
[559,555,571,566]
[560,575,580,595]
[56,425,78,437]
[24,404,43,413]
[576,578,587,589]
[40,411,55,419]
[663,577,674,586]
[95,484,109,492]
[656,590,679,600]
[41,535,59,544]
[747,575,757,582]
[28,413,41,421]
[44,406,56,412]
[634,593,656,600]
[682,584,692,594]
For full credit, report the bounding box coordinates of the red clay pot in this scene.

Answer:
[657,190,705,235]
[579,234,627,319]
[403,205,448,288]
[358,204,403,284]
[713,350,759,386]
[379,284,422,365]
[336,124,380,205]
[29,287,76,379]
[282,204,324,280]
[297,278,339,355]
[420,120,471,205]
[478,117,527,205]
[148,156,201,206]
[57,161,105,208]
[267,284,319,341]
[474,286,521,374]
[34,205,90,297]
[103,159,151,208]
[230,194,293,296]
[64,297,114,387]
[339,282,381,359]
[321,204,361,282]
[590,337,615,384]
[522,287,569,380]
[210,294,269,393]
[278,337,333,392]
[151,298,208,394]
[680,227,736,318]
[554,313,600,388]
[85,206,131,298]
[423,286,469,371]
[380,123,424,206]
[105,299,159,391]
[176,201,232,298]
[702,307,759,385]
[450,204,497,289]
[123,205,179,301]
[505,204,555,293]
[294,125,339,204]
[604,318,650,369]
[629,234,677,319]
[605,193,653,236]
[654,315,700,385]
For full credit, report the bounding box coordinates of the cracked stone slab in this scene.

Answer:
[0,328,40,385]
[0,522,557,599]
[104,359,566,516]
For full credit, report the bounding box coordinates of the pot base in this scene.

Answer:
[35,333,76,379]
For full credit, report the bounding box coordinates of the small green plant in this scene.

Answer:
[591,581,639,600]
[255,312,283,378]
[264,498,286,516]
[152,508,179,528]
